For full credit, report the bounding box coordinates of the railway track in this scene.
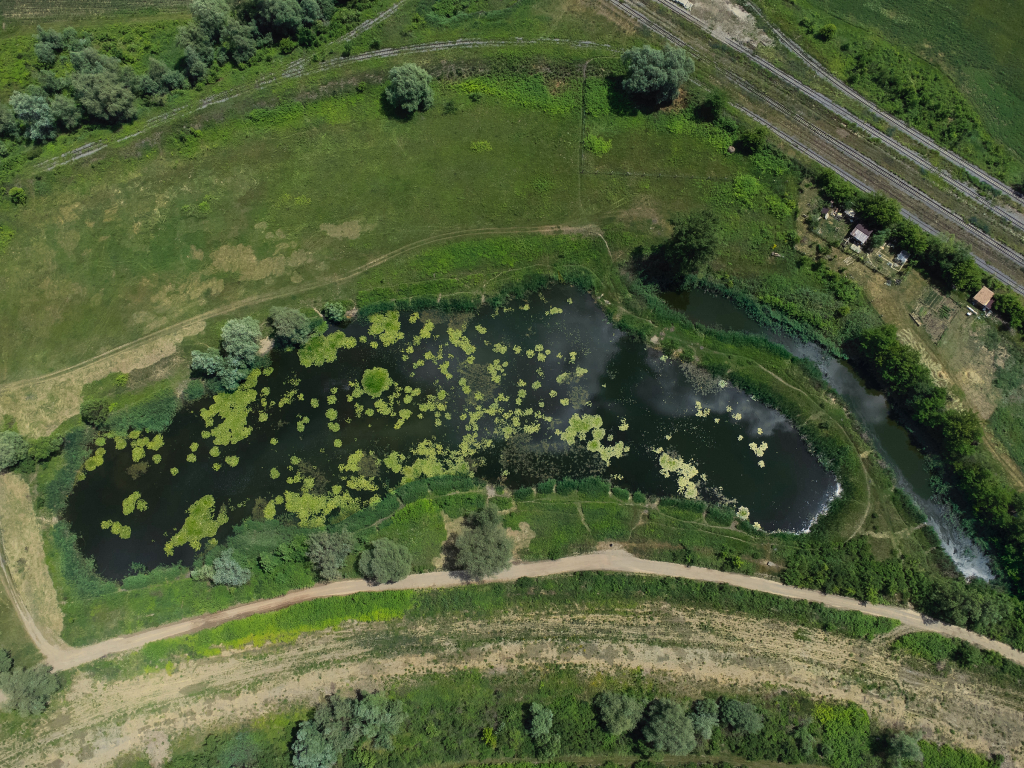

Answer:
[739,0,1023,203]
[644,0,1024,236]
[607,0,1024,296]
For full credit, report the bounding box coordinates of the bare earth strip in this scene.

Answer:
[42,550,1024,671]
[5,603,1024,768]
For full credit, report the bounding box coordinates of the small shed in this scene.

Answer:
[972,286,995,311]
[894,251,909,266]
[844,208,856,220]
[849,223,872,246]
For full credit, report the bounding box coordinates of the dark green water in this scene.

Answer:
[663,290,992,578]
[65,287,838,579]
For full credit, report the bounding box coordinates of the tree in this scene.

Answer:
[621,45,694,104]
[687,698,719,740]
[860,192,902,230]
[292,692,406,767]
[358,539,411,584]
[306,529,356,581]
[211,549,252,586]
[0,431,28,471]
[666,209,722,275]
[270,306,315,346]
[736,126,769,154]
[216,731,262,768]
[642,699,696,755]
[594,691,645,736]
[0,651,62,716]
[49,94,81,130]
[528,702,561,757]
[888,732,924,766]
[817,23,838,41]
[79,398,109,429]
[993,293,1024,332]
[454,504,513,579]
[178,0,261,80]
[385,63,434,113]
[8,89,56,143]
[28,434,63,463]
[719,699,763,736]
[191,316,262,391]
[940,409,982,459]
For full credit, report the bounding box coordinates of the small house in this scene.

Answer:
[972,286,995,311]
[894,251,909,267]
[849,223,872,246]
[844,208,856,220]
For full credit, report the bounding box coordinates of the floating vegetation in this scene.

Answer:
[84,447,106,471]
[368,311,404,346]
[101,520,131,539]
[284,489,359,528]
[164,495,226,555]
[170,467,179,476]
[298,331,357,367]
[694,401,711,418]
[737,506,750,520]
[200,369,260,445]
[225,456,240,467]
[658,451,701,499]
[748,441,768,458]
[122,491,145,516]
[360,367,393,398]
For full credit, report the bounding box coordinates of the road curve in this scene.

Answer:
[47,549,1024,671]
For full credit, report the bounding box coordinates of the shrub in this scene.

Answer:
[182,379,207,403]
[106,387,180,433]
[577,476,611,499]
[612,486,630,501]
[632,491,647,504]
[528,702,561,757]
[537,479,556,494]
[79,398,109,429]
[426,473,479,494]
[211,549,252,587]
[322,302,350,324]
[556,477,579,495]
[9,187,27,205]
[269,306,315,346]
[720,699,763,736]
[191,316,262,392]
[395,478,429,503]
[688,698,719,740]
[643,699,696,754]
[306,529,356,581]
[0,650,62,716]
[385,63,434,113]
[0,431,28,470]
[358,539,412,584]
[454,505,514,580]
[292,692,406,768]
[513,486,535,501]
[594,691,645,736]
[888,732,924,766]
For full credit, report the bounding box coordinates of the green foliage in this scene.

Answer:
[165,496,228,556]
[293,692,406,768]
[0,654,62,716]
[306,529,356,581]
[455,504,514,579]
[621,45,695,103]
[891,631,1024,686]
[361,366,393,398]
[594,691,645,736]
[183,379,207,403]
[79,398,109,429]
[385,63,434,113]
[106,386,180,433]
[642,699,696,754]
[44,519,117,602]
[813,701,871,768]
[889,732,924,765]
[720,699,763,736]
[583,134,612,156]
[212,549,252,587]
[191,317,262,392]
[0,430,28,470]
[688,698,719,740]
[666,209,723,276]
[269,306,315,346]
[504,501,593,560]
[370,499,446,573]
[8,187,27,205]
[358,538,412,584]
[536,479,556,494]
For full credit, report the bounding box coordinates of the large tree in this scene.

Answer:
[270,306,315,346]
[385,63,434,113]
[0,431,28,471]
[306,529,356,581]
[453,504,513,579]
[358,538,412,584]
[642,699,696,755]
[666,209,722,275]
[621,45,694,104]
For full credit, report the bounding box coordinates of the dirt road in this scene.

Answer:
[45,549,1024,670]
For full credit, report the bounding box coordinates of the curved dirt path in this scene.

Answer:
[47,549,1024,671]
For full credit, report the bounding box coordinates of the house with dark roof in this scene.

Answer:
[848,223,872,246]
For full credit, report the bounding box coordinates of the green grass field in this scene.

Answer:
[755,0,1024,176]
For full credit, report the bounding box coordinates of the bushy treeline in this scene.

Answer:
[0,0,374,146]
[161,667,1000,768]
[855,324,1024,597]
[891,631,1024,687]
[0,648,63,716]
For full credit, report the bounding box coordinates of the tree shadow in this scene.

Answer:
[378,93,417,122]
[603,75,665,118]
[629,241,681,292]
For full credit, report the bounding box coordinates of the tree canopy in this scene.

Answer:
[270,306,315,346]
[358,538,412,584]
[0,649,62,716]
[384,63,434,113]
[454,504,513,579]
[621,45,694,104]
[594,691,645,736]
[306,529,356,581]
[642,699,696,754]
[665,209,722,276]
[191,316,263,391]
[0,431,28,471]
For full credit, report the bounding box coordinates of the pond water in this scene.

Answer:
[66,286,838,579]
[663,290,992,579]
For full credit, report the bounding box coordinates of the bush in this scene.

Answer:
[79,398,109,429]
[513,486,535,501]
[211,549,252,587]
[454,505,514,580]
[306,529,356,581]
[688,698,719,740]
[182,379,207,403]
[0,650,62,716]
[537,479,556,494]
[632,491,647,504]
[594,691,645,736]
[0,431,28,470]
[270,306,315,346]
[106,386,180,433]
[426,473,479,494]
[395,478,429,503]
[528,702,561,757]
[358,539,412,584]
[611,486,630,501]
[191,316,262,392]
[888,732,924,765]
[556,477,579,495]
[322,302,350,324]
[292,692,407,768]
[720,699,763,736]
[8,187,27,205]
[643,699,696,754]
[385,63,434,113]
